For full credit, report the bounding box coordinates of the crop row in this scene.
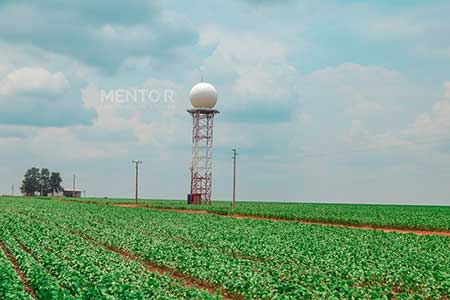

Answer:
[0,228,75,299]
[0,240,32,300]
[11,198,450,299]
[55,196,450,231]
[0,206,220,299]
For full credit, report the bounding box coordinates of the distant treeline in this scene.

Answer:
[21,168,63,196]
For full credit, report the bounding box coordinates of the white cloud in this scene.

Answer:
[81,78,186,147]
[367,19,423,39]
[348,101,383,117]
[307,63,404,87]
[198,27,299,118]
[0,63,95,127]
[0,125,35,139]
[348,120,367,139]
[304,63,412,119]
[445,82,450,99]
[0,67,69,96]
[402,82,450,139]
[0,2,199,72]
[343,82,450,153]
[345,119,410,150]
[408,100,450,138]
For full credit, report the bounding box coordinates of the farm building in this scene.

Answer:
[62,189,82,198]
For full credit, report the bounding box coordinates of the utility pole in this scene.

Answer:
[232,148,238,209]
[72,174,76,198]
[132,160,143,205]
[11,184,14,196]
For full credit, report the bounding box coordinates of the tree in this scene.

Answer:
[49,172,63,196]
[20,168,41,196]
[40,168,51,196]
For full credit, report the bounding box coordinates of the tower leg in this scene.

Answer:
[189,110,217,205]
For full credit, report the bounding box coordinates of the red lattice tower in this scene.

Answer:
[187,82,219,205]
[188,108,219,205]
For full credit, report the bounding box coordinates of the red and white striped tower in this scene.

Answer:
[187,82,219,205]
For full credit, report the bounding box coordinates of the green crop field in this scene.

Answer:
[67,196,450,231]
[1,197,450,299]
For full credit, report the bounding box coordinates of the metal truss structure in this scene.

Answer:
[188,108,219,205]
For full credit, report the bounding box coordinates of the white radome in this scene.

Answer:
[189,82,217,109]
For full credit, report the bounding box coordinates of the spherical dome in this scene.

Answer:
[189,82,217,109]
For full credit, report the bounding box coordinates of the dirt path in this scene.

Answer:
[112,204,450,237]
[0,240,37,299]
[113,203,210,214]
[68,229,242,300]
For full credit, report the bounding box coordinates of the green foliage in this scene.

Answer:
[0,246,31,300]
[0,200,219,299]
[1,197,449,299]
[49,172,63,196]
[70,197,450,231]
[20,167,41,196]
[40,168,51,196]
[20,168,64,196]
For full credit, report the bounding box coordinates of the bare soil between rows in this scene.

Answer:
[0,240,37,299]
[68,229,242,300]
[112,203,450,237]
[15,209,242,300]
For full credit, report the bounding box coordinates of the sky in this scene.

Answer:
[0,0,450,205]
